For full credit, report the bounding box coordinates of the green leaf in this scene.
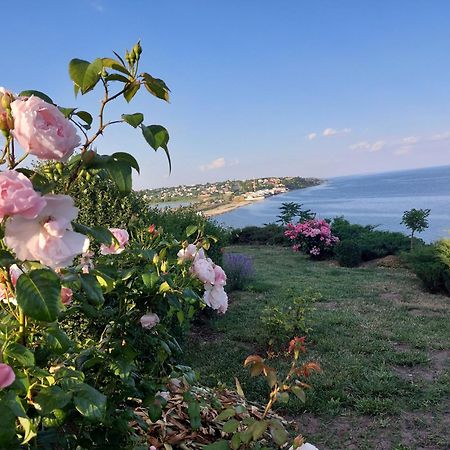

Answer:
[231,433,241,450]
[252,420,268,440]
[106,159,132,194]
[16,269,61,322]
[204,441,230,450]
[142,272,159,289]
[0,249,15,266]
[75,111,93,126]
[186,225,198,237]
[58,107,76,118]
[148,403,162,422]
[223,418,240,433]
[142,73,170,101]
[82,58,103,94]
[80,273,104,306]
[34,386,72,415]
[291,386,306,403]
[19,90,54,104]
[188,400,201,430]
[69,59,90,91]
[140,124,171,172]
[4,342,35,367]
[18,416,37,445]
[46,327,72,354]
[123,82,140,102]
[72,222,115,245]
[110,152,140,173]
[101,57,131,75]
[16,168,55,194]
[215,408,236,422]
[122,113,144,128]
[104,73,130,83]
[269,420,288,446]
[73,383,106,421]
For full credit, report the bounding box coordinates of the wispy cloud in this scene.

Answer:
[323,127,351,137]
[349,140,385,152]
[429,131,450,142]
[307,132,317,141]
[402,136,420,145]
[90,1,104,12]
[199,157,238,172]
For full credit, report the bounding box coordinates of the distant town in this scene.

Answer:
[140,176,322,216]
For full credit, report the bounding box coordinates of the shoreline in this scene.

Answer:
[202,200,257,217]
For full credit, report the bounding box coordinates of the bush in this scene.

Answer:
[230,224,288,246]
[331,217,413,262]
[335,240,362,267]
[260,289,321,348]
[403,244,450,294]
[222,252,254,291]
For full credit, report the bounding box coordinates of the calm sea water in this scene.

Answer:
[218,165,450,243]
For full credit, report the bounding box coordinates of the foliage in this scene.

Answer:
[276,202,315,225]
[401,208,431,249]
[0,43,229,449]
[285,219,339,259]
[222,253,254,291]
[331,217,414,261]
[403,244,450,294]
[334,240,362,267]
[230,224,288,246]
[261,289,320,348]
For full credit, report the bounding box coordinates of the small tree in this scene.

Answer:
[401,208,431,250]
[276,202,315,225]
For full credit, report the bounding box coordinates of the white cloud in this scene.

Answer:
[199,157,238,172]
[323,127,351,137]
[349,140,385,152]
[429,131,450,142]
[307,132,317,141]
[402,136,420,145]
[90,1,104,11]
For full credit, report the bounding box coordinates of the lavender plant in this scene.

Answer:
[222,253,254,291]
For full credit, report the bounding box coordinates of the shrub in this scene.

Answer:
[230,224,288,246]
[285,218,339,259]
[335,240,362,267]
[260,289,321,348]
[222,252,254,291]
[403,244,450,294]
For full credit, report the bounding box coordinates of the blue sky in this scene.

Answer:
[4,0,450,188]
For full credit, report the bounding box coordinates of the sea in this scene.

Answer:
[217,165,450,243]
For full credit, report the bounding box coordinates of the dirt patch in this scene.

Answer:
[380,292,403,303]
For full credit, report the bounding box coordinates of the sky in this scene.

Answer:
[3,0,450,189]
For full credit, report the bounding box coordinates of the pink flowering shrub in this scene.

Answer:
[285,218,339,258]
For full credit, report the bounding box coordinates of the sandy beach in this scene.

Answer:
[202,200,257,217]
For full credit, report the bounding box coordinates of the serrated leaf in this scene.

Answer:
[19,90,54,104]
[142,73,170,101]
[16,269,61,322]
[142,272,159,289]
[122,113,144,128]
[101,57,131,75]
[123,82,140,102]
[223,418,240,433]
[215,408,236,422]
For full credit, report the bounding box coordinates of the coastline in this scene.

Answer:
[202,200,257,217]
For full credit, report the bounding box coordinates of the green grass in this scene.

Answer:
[184,246,450,449]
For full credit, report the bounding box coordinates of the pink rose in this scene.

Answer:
[10,96,80,161]
[203,284,228,314]
[213,265,227,287]
[5,195,89,269]
[0,171,47,220]
[140,313,160,329]
[192,258,215,284]
[9,264,22,287]
[100,228,129,255]
[61,287,73,306]
[177,243,205,262]
[295,444,319,450]
[0,363,15,388]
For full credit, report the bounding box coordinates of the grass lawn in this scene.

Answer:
[183,245,450,450]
